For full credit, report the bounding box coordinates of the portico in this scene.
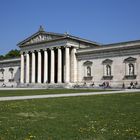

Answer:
[20,46,77,84]
[17,26,99,87]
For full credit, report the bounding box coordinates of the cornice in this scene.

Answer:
[77,47,140,60]
[20,39,67,52]
[77,44,140,55]
[0,58,20,64]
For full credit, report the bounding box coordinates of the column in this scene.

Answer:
[31,51,35,83]
[26,52,30,83]
[103,64,106,76]
[44,49,48,83]
[57,47,62,83]
[37,50,42,83]
[20,52,24,83]
[50,48,55,83]
[134,63,137,75]
[71,47,77,82]
[65,46,70,83]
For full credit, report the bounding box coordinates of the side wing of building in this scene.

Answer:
[0,58,20,87]
[77,40,140,88]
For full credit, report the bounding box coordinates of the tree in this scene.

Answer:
[5,49,20,59]
[0,55,4,60]
[0,49,20,60]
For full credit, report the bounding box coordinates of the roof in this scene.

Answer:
[0,57,20,64]
[17,26,100,47]
[103,40,140,47]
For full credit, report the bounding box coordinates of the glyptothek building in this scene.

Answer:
[0,26,140,88]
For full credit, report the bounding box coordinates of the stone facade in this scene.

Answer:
[0,58,20,87]
[0,27,140,88]
[77,41,140,88]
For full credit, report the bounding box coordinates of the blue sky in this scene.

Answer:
[0,0,140,55]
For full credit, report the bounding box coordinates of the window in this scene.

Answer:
[106,65,111,76]
[83,61,93,81]
[9,68,14,81]
[0,68,4,81]
[129,63,134,76]
[87,66,91,76]
[102,59,113,80]
[123,57,137,79]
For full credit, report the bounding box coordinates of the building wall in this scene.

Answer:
[0,58,20,87]
[77,54,140,88]
[0,38,140,88]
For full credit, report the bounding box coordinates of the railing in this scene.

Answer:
[83,76,93,80]
[9,79,14,82]
[124,75,137,79]
[102,75,113,80]
[0,79,4,82]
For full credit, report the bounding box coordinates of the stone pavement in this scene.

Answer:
[0,89,139,101]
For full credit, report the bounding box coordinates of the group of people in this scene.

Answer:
[123,81,138,89]
[99,81,111,88]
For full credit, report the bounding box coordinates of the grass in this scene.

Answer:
[0,89,111,97]
[0,93,139,140]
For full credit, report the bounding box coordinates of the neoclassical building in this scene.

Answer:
[0,26,140,88]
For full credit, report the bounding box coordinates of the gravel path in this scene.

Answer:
[0,89,139,101]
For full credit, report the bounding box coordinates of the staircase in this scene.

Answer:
[17,83,72,88]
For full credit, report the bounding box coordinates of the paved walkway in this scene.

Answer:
[0,89,139,101]
[0,88,46,90]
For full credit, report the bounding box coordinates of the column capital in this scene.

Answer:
[49,47,54,50]
[20,51,24,55]
[36,49,41,52]
[56,46,62,49]
[25,51,29,54]
[43,48,48,51]
[71,46,78,49]
[31,50,35,53]
[64,45,71,48]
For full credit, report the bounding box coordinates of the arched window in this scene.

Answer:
[87,66,91,76]
[0,68,4,79]
[9,68,14,79]
[106,65,111,76]
[129,63,134,75]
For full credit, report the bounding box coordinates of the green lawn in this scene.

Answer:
[0,89,110,97]
[0,93,139,140]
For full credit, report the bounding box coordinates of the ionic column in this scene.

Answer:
[25,52,30,83]
[44,49,48,83]
[57,47,62,83]
[31,51,35,83]
[71,47,77,82]
[50,48,55,83]
[20,52,24,83]
[37,50,42,83]
[134,63,137,75]
[65,46,70,83]
[103,64,106,76]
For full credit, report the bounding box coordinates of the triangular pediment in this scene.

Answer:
[83,61,93,65]
[124,57,136,63]
[102,59,113,64]
[17,26,100,47]
[18,28,65,47]
[23,33,54,45]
